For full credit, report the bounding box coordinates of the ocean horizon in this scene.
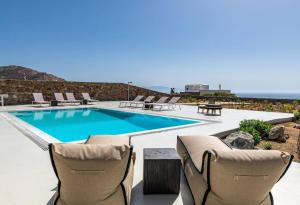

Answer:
[148,86,300,100]
[236,92,300,100]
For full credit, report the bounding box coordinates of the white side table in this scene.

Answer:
[0,94,8,107]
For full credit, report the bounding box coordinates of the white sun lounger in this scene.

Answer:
[54,93,71,105]
[142,96,169,109]
[119,95,144,107]
[82,93,99,104]
[66,93,81,105]
[32,93,50,106]
[128,96,155,108]
[152,97,181,111]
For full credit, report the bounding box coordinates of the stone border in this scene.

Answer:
[214,117,294,139]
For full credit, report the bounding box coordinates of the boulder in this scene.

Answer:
[224,131,255,149]
[284,133,289,139]
[268,125,287,142]
[294,124,300,129]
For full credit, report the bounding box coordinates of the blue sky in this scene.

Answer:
[0,0,299,92]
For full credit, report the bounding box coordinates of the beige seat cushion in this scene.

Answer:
[86,135,130,146]
[49,135,133,205]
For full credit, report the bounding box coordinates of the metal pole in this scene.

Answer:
[127,82,132,101]
[128,83,129,100]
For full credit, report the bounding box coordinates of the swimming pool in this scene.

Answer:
[10,108,201,143]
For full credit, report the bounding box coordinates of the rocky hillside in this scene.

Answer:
[0,79,168,105]
[0,65,65,81]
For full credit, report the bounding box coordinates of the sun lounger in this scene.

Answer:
[128,96,155,108]
[82,93,99,104]
[32,93,50,106]
[54,93,70,105]
[142,96,169,109]
[66,93,81,105]
[152,97,181,111]
[49,135,134,205]
[119,95,144,107]
[177,135,293,205]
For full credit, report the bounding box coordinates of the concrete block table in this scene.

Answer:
[50,100,58,106]
[143,148,181,194]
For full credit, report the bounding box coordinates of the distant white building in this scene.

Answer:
[183,84,231,96]
[185,84,209,92]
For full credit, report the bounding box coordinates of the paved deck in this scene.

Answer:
[0,102,299,205]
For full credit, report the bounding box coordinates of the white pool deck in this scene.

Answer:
[0,101,299,205]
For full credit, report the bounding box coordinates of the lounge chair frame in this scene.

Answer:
[32,93,50,106]
[129,96,155,108]
[82,93,99,104]
[119,95,144,108]
[152,97,181,111]
[65,93,81,105]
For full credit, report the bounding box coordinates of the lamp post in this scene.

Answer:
[127,81,132,100]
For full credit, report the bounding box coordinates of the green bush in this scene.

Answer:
[283,104,294,113]
[240,127,261,144]
[265,104,273,112]
[294,112,300,123]
[184,96,197,103]
[292,100,299,106]
[262,142,272,150]
[203,92,236,98]
[239,119,272,145]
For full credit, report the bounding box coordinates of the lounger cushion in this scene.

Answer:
[177,135,292,205]
[86,135,130,146]
[50,135,133,205]
[177,135,230,204]
[53,143,128,160]
[177,135,230,171]
[209,149,291,205]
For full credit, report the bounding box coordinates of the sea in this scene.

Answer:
[236,93,300,100]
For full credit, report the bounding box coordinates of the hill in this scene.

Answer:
[0,65,65,81]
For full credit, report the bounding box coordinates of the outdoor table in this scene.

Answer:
[198,104,223,116]
[51,100,58,106]
[143,102,153,109]
[143,148,181,194]
[81,99,88,105]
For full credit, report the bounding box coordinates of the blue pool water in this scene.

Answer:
[10,108,200,142]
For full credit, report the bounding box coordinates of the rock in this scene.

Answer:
[294,124,300,129]
[224,131,255,149]
[284,133,289,139]
[269,125,287,142]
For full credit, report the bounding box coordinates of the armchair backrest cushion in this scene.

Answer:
[50,143,132,205]
[209,149,292,205]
